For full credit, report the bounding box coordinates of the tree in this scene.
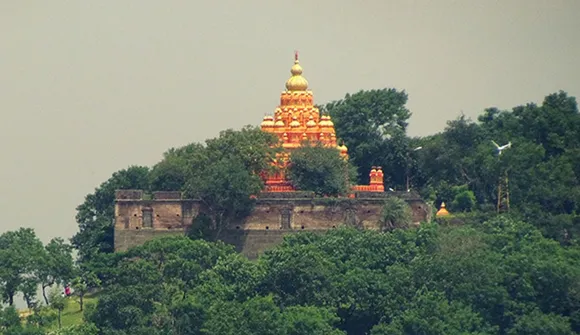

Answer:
[0,306,21,331]
[35,237,74,305]
[71,266,100,312]
[177,126,280,232]
[149,126,280,234]
[20,277,39,309]
[507,309,574,335]
[148,143,206,192]
[72,165,150,264]
[380,196,413,230]
[48,287,67,329]
[370,289,496,335]
[287,143,356,196]
[0,228,44,306]
[187,154,264,235]
[322,88,411,185]
[54,323,99,335]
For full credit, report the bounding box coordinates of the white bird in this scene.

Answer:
[389,188,395,192]
[491,140,512,155]
[413,146,422,151]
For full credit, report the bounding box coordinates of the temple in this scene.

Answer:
[113,52,430,259]
[260,52,384,193]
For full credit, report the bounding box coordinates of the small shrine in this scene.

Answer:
[436,202,450,217]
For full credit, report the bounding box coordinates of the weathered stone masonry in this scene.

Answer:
[114,190,431,259]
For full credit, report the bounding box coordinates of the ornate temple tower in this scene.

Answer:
[260,52,348,191]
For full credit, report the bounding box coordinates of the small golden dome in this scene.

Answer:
[337,143,348,153]
[306,115,317,128]
[436,202,450,217]
[290,116,300,128]
[274,116,285,127]
[285,53,309,92]
[326,116,334,127]
[261,115,275,128]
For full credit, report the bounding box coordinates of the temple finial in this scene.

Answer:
[285,50,308,91]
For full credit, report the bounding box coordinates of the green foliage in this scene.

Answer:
[187,212,213,240]
[57,88,580,333]
[179,126,280,231]
[72,165,150,263]
[1,305,46,335]
[10,215,573,334]
[148,146,200,192]
[380,196,413,229]
[507,309,574,335]
[371,289,495,335]
[36,237,75,306]
[401,91,580,243]
[323,88,412,186]
[73,126,279,264]
[54,323,99,335]
[48,287,68,329]
[0,228,45,306]
[0,306,21,329]
[288,143,356,196]
[449,185,476,212]
[71,266,101,312]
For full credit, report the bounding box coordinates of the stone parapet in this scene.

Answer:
[153,191,183,200]
[115,189,144,200]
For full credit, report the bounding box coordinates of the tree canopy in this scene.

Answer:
[287,143,357,196]
[77,218,580,334]
[321,88,412,186]
[32,88,577,334]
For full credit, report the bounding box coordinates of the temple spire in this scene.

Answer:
[285,51,308,91]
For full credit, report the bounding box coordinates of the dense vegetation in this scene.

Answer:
[1,88,579,334]
[88,220,580,334]
[323,89,580,244]
[5,219,578,334]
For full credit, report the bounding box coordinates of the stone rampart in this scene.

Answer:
[113,190,431,258]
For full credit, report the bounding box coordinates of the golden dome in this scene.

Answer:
[326,115,334,127]
[290,116,300,128]
[306,115,317,128]
[436,202,450,217]
[337,143,348,153]
[319,115,331,128]
[274,115,285,127]
[261,115,275,128]
[285,53,309,92]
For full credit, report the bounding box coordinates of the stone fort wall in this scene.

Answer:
[114,190,432,259]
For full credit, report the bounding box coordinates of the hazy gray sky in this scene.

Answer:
[1,0,579,243]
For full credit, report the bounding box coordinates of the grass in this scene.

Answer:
[45,292,100,331]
